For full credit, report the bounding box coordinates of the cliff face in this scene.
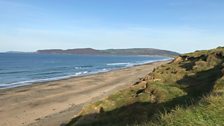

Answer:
[67,47,224,126]
[37,48,179,57]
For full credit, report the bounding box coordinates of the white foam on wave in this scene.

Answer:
[131,57,173,66]
[74,71,89,76]
[106,58,172,68]
[74,65,93,69]
[89,68,110,74]
[0,71,90,89]
[74,67,82,69]
[107,62,131,66]
[0,58,172,89]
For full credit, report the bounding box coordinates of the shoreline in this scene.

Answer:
[0,60,170,126]
[0,58,172,91]
[0,59,171,90]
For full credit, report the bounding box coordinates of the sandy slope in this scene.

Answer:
[0,61,168,126]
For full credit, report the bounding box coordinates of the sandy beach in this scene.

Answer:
[0,61,169,126]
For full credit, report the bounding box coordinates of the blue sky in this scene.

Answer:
[0,0,223,53]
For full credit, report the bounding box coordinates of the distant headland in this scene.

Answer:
[36,48,179,57]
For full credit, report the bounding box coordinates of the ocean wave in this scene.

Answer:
[107,61,148,67]
[0,70,31,75]
[106,58,172,68]
[31,71,62,76]
[45,66,71,71]
[132,58,172,66]
[89,68,110,74]
[107,62,132,66]
[74,65,93,69]
[0,58,172,89]
[0,71,90,89]
[74,71,89,76]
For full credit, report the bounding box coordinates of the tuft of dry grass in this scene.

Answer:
[67,47,224,126]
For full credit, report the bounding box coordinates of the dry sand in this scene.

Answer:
[0,61,169,126]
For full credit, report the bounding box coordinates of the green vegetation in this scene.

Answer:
[67,47,224,126]
[37,48,179,57]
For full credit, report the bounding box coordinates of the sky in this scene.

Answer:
[0,0,224,53]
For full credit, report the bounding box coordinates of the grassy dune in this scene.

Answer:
[67,47,224,126]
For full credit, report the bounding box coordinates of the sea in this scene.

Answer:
[0,53,171,89]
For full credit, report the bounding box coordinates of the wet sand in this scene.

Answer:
[0,61,169,126]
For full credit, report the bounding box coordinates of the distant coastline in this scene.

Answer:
[1,48,179,57]
[36,48,179,57]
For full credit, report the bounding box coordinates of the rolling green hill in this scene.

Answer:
[37,48,179,57]
[67,47,224,126]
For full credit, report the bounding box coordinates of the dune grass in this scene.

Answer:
[66,47,224,126]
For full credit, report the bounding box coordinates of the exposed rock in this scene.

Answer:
[181,54,208,62]
[186,56,195,61]
[135,89,145,97]
[172,56,183,63]
[134,83,148,97]
[215,51,224,58]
